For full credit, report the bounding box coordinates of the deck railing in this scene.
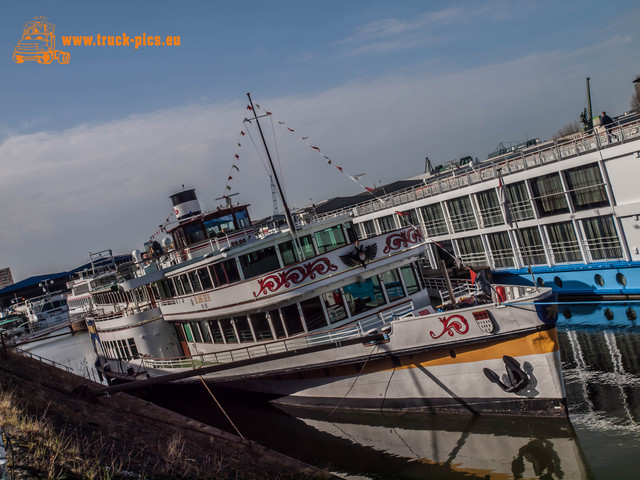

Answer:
[140,302,415,370]
[316,116,640,221]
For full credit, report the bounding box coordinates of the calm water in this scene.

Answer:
[23,301,640,480]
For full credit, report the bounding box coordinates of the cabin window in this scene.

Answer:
[530,173,569,217]
[199,321,212,342]
[400,265,420,295]
[518,227,547,265]
[208,320,224,343]
[315,225,349,254]
[397,210,419,227]
[188,270,202,293]
[506,181,535,221]
[279,235,315,266]
[380,270,405,301]
[447,196,477,232]
[250,312,274,341]
[456,236,487,267]
[378,215,397,233]
[343,222,357,243]
[162,279,176,298]
[476,189,503,227]
[234,315,254,342]
[185,224,206,244]
[240,246,280,279]
[582,216,623,260]
[234,210,251,229]
[488,232,515,268]
[300,297,328,332]
[190,323,204,343]
[211,259,240,286]
[268,309,287,338]
[420,203,448,236]
[565,163,609,211]
[179,275,193,295]
[196,268,213,290]
[182,323,194,342]
[281,304,304,335]
[360,220,377,239]
[204,214,235,238]
[343,276,385,316]
[220,318,238,343]
[322,290,348,324]
[546,222,582,263]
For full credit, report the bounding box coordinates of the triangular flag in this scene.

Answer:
[246,105,253,110]
[232,165,239,171]
[228,176,233,181]
[241,131,246,136]
[365,187,374,192]
[469,268,478,285]
[311,146,320,151]
[265,111,272,115]
[287,127,294,132]
[235,154,240,159]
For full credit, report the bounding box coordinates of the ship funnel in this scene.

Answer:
[170,189,201,221]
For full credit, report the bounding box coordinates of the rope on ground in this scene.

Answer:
[198,376,245,440]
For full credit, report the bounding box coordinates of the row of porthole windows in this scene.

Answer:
[562,306,637,321]
[535,273,628,288]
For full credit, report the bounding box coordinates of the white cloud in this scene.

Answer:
[1,32,637,281]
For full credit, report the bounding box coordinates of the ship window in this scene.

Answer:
[447,196,477,232]
[281,304,304,335]
[400,265,420,295]
[380,270,405,301]
[196,268,213,290]
[378,215,397,233]
[360,220,377,239]
[397,210,419,227]
[420,204,448,236]
[127,338,138,357]
[518,227,547,265]
[250,312,274,341]
[315,225,348,253]
[206,320,223,343]
[476,189,503,227]
[188,270,202,293]
[506,181,535,221]
[530,173,569,217]
[595,274,605,287]
[180,274,193,295]
[300,297,328,332]
[185,224,206,245]
[279,235,315,266]
[199,321,212,342]
[268,309,287,338]
[546,222,582,263]
[162,279,176,298]
[343,276,385,316]
[616,273,627,287]
[220,318,238,343]
[212,259,240,286]
[456,236,487,267]
[554,276,563,288]
[343,222,357,243]
[565,164,609,211]
[204,214,236,238]
[582,216,623,261]
[488,232,515,269]
[234,316,254,342]
[234,210,251,229]
[191,323,204,343]
[239,246,279,279]
[182,323,194,342]
[537,277,545,287]
[322,290,348,324]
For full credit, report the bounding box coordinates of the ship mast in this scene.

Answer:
[246,93,301,259]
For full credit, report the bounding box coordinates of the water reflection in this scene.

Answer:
[21,304,640,479]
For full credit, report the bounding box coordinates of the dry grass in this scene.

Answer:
[0,351,331,479]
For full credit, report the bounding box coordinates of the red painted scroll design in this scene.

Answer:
[382,227,424,254]
[429,314,469,339]
[253,258,338,297]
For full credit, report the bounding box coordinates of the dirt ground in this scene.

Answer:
[0,348,335,479]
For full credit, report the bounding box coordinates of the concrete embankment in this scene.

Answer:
[0,349,336,479]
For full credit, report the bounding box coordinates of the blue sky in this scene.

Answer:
[1,0,639,281]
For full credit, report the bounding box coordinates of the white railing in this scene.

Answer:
[316,116,640,221]
[140,302,415,370]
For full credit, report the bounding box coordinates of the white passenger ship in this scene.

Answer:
[84,94,567,416]
[311,112,640,296]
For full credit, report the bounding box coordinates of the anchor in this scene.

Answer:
[483,355,530,393]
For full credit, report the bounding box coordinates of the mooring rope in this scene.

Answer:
[198,376,245,440]
[329,345,378,417]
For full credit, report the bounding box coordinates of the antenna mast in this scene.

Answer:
[270,175,279,215]
[246,93,301,258]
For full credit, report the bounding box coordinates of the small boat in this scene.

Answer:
[87,95,567,416]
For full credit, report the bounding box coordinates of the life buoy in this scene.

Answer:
[495,286,506,303]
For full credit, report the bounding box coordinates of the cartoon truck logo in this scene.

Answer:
[13,16,70,64]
